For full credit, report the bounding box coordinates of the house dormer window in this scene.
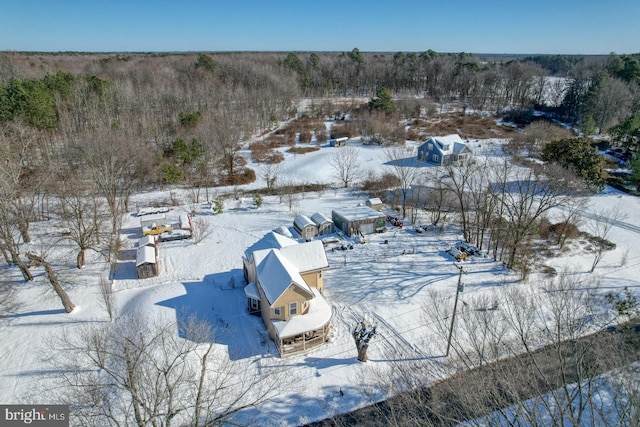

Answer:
[289,302,298,316]
[274,307,281,316]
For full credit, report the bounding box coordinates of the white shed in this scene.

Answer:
[136,245,158,279]
[365,198,383,211]
[293,215,318,240]
[311,212,334,236]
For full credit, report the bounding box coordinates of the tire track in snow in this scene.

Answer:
[558,205,640,235]
[369,310,428,360]
[577,210,640,235]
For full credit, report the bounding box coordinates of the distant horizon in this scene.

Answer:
[1,50,629,57]
[2,1,638,55]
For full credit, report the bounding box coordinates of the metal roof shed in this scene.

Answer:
[332,207,386,237]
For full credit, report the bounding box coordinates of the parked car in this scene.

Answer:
[142,223,174,237]
[386,216,403,228]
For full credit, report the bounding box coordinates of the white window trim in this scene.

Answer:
[289,302,298,316]
[274,307,281,316]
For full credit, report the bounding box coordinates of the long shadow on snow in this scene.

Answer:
[156,271,273,361]
[232,380,380,427]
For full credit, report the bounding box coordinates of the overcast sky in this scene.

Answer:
[2,0,638,54]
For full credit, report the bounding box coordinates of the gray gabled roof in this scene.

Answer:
[311,212,332,226]
[294,214,315,230]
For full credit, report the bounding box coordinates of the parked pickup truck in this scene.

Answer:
[142,223,174,237]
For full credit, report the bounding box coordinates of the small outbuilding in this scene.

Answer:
[330,137,348,147]
[332,206,387,237]
[179,213,193,232]
[311,212,334,236]
[293,215,318,240]
[140,213,167,229]
[136,245,158,279]
[365,198,383,211]
[138,235,158,255]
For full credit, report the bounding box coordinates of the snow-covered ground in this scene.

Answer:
[1,134,639,426]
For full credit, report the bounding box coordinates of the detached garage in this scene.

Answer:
[332,207,386,237]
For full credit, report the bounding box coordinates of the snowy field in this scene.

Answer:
[2,134,640,426]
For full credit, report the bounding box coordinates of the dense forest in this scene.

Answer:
[0,49,639,270]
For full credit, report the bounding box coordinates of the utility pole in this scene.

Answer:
[446,263,466,357]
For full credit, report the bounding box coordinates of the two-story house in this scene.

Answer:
[417,134,472,165]
[243,233,331,357]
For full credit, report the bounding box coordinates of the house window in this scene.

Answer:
[432,154,439,162]
[427,143,433,150]
[319,271,322,278]
[289,302,298,316]
[250,298,258,310]
[274,307,281,316]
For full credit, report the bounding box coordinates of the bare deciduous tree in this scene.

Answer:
[0,204,33,281]
[27,252,75,313]
[330,145,364,188]
[360,272,637,427]
[56,185,108,269]
[57,314,293,426]
[71,130,150,234]
[191,216,214,244]
[385,146,420,219]
[588,207,623,272]
[260,162,282,193]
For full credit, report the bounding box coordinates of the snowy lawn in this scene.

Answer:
[1,137,640,426]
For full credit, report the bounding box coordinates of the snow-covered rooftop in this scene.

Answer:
[243,282,260,300]
[294,214,315,230]
[427,134,470,155]
[332,206,386,221]
[256,249,313,305]
[279,240,328,273]
[272,288,331,339]
[311,212,332,226]
[136,245,156,266]
[243,231,298,260]
[138,235,156,247]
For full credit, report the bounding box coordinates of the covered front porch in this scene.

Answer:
[272,289,332,357]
